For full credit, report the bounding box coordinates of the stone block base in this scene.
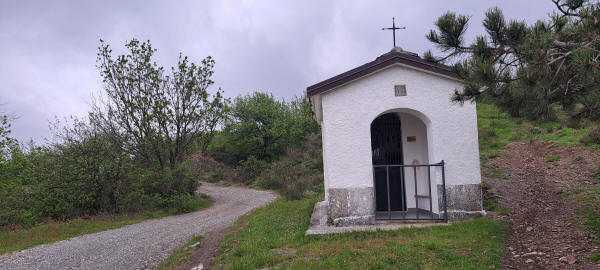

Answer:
[438,183,484,221]
[446,210,487,220]
[327,187,375,226]
[310,201,328,227]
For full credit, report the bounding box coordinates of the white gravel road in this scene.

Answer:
[0,183,277,270]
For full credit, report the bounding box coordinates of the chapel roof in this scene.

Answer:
[306,47,460,97]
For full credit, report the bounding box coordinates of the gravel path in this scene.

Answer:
[0,183,277,270]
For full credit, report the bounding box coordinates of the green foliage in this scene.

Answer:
[0,113,12,160]
[166,193,213,215]
[546,155,561,162]
[95,39,228,170]
[236,156,268,184]
[0,120,204,227]
[211,92,319,165]
[428,1,600,122]
[213,197,507,269]
[202,168,224,183]
[256,133,324,200]
[477,102,531,156]
[580,127,600,145]
[0,39,222,228]
[477,102,598,158]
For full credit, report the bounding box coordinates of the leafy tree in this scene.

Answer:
[0,39,224,227]
[0,110,15,161]
[211,92,318,165]
[95,39,228,169]
[426,0,600,121]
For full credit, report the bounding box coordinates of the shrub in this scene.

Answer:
[237,156,268,184]
[167,193,212,214]
[203,169,224,183]
[580,128,600,145]
[18,210,37,227]
[257,133,324,200]
[0,132,201,228]
[185,150,237,183]
[212,92,319,165]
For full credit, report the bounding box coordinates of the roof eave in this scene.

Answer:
[306,53,461,97]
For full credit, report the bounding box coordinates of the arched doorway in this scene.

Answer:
[371,113,406,212]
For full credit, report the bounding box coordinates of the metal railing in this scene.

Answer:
[372,160,448,222]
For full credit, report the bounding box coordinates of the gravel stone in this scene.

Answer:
[0,183,277,270]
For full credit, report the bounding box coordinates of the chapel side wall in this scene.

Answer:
[320,65,483,225]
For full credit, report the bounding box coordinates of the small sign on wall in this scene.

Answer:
[394,85,407,96]
[407,136,416,142]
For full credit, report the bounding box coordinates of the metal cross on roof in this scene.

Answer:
[382,17,405,48]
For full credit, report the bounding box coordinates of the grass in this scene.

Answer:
[476,103,599,156]
[552,169,600,264]
[477,102,600,226]
[0,194,213,255]
[546,155,561,162]
[481,182,510,216]
[482,163,507,179]
[212,197,508,270]
[156,235,204,270]
[477,103,529,156]
[565,181,600,241]
[208,102,598,269]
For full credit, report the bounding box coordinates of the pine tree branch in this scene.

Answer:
[552,0,585,17]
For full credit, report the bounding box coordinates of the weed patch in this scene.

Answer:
[481,182,510,215]
[546,155,561,162]
[156,235,204,270]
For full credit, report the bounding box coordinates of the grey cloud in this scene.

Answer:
[0,0,555,143]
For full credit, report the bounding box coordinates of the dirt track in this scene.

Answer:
[485,141,600,269]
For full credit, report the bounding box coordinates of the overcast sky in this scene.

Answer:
[1,0,557,143]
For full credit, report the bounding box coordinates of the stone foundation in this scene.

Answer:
[322,184,484,228]
[437,183,486,220]
[327,187,375,226]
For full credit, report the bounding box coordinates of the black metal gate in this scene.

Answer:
[371,113,406,212]
[370,113,448,221]
[373,162,448,221]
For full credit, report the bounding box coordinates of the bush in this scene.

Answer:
[256,133,324,200]
[202,169,224,183]
[167,193,212,214]
[0,129,201,228]
[0,39,228,228]
[580,128,600,145]
[185,150,237,183]
[237,156,268,184]
[211,92,319,166]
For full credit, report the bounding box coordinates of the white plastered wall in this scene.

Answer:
[317,64,481,213]
[397,112,438,212]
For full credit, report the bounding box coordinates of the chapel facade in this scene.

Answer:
[307,47,485,227]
